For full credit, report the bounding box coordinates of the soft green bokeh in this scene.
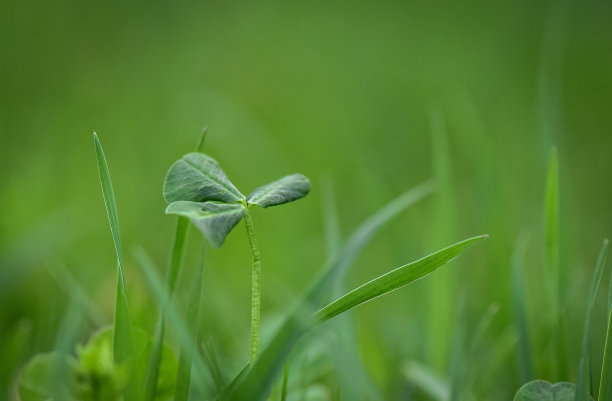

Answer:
[1,0,611,399]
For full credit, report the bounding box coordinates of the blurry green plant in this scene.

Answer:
[17,131,487,401]
[511,149,611,401]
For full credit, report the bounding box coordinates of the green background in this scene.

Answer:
[1,0,611,399]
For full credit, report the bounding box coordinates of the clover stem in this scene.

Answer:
[243,207,262,366]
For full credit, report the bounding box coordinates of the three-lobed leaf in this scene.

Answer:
[247,174,311,208]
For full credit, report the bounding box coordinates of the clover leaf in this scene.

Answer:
[163,152,310,248]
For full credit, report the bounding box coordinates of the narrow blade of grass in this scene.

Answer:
[511,233,534,383]
[144,217,190,401]
[449,296,466,401]
[93,132,133,364]
[597,240,611,401]
[403,361,449,401]
[225,182,435,401]
[145,130,204,400]
[545,147,565,379]
[133,247,212,397]
[428,108,455,371]
[175,246,205,401]
[576,239,608,401]
[314,235,488,323]
[280,363,289,401]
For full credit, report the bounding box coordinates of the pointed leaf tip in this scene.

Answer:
[247,174,311,208]
[166,201,245,248]
[163,152,245,204]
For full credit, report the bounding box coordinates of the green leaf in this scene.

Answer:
[163,152,245,204]
[577,239,608,401]
[93,133,133,364]
[314,235,488,323]
[247,174,311,208]
[165,201,245,248]
[18,352,78,401]
[514,381,584,401]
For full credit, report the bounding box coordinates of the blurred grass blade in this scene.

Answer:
[314,235,488,323]
[576,239,608,401]
[93,132,133,364]
[403,361,449,401]
[449,296,466,401]
[202,340,226,396]
[133,247,211,396]
[175,246,205,401]
[226,183,435,401]
[545,147,564,378]
[280,363,289,401]
[511,233,534,383]
[196,126,208,153]
[598,240,612,401]
[320,177,341,257]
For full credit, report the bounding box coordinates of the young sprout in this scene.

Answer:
[162,151,310,365]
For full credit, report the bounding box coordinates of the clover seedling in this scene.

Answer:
[163,150,311,364]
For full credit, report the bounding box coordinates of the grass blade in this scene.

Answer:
[314,235,488,323]
[545,147,565,379]
[145,131,203,401]
[576,239,608,401]
[175,246,205,401]
[225,183,433,400]
[134,247,212,396]
[225,182,435,401]
[598,240,612,401]
[511,233,534,383]
[93,132,133,364]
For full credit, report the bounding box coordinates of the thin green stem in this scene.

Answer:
[244,207,262,366]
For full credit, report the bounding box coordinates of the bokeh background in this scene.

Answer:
[1,0,611,399]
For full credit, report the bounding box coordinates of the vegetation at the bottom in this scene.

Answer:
[14,134,612,401]
[16,131,487,400]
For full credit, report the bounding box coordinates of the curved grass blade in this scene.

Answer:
[247,174,311,208]
[403,361,449,401]
[163,152,245,204]
[576,239,608,401]
[225,182,435,400]
[175,246,205,401]
[93,132,133,364]
[314,235,488,323]
[512,233,534,383]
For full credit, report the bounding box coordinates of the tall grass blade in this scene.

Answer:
[545,147,564,378]
[428,108,455,370]
[314,235,487,323]
[576,239,608,401]
[512,233,534,383]
[175,246,205,401]
[93,132,133,364]
[597,239,612,401]
[226,183,435,401]
[280,363,289,401]
[134,247,212,396]
[403,361,449,401]
[146,132,200,401]
[449,296,466,401]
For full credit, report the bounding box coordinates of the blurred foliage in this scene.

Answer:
[1,0,611,399]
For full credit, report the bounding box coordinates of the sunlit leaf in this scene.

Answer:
[247,174,311,208]
[163,152,245,204]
